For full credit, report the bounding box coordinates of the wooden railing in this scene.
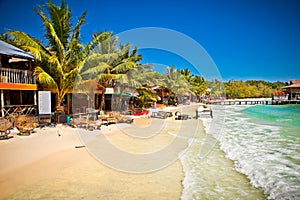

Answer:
[2,105,37,117]
[0,68,36,84]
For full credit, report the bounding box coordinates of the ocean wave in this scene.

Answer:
[218,105,300,199]
[181,105,266,199]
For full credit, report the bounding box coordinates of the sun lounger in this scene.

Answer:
[152,111,173,119]
[196,105,213,118]
[115,115,134,124]
[174,111,190,120]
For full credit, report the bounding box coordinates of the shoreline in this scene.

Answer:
[0,105,200,199]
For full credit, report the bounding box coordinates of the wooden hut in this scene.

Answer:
[283,80,300,101]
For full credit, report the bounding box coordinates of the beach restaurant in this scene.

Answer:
[283,80,300,101]
[0,40,37,117]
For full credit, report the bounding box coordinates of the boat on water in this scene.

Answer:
[196,104,213,118]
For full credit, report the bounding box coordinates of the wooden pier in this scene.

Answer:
[208,99,300,105]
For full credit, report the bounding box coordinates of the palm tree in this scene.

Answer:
[207,79,225,98]
[179,68,193,82]
[3,1,108,115]
[163,66,194,104]
[80,33,142,111]
[136,86,159,108]
[190,75,207,101]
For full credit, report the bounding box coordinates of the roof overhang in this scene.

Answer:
[0,40,34,60]
[282,84,300,89]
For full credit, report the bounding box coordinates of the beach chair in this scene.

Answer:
[174,111,190,120]
[100,111,116,126]
[0,118,12,139]
[15,115,38,136]
[71,113,101,130]
[86,113,101,130]
[115,114,134,124]
[151,111,168,119]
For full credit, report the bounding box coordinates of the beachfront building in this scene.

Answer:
[283,80,300,101]
[152,85,178,106]
[272,91,288,101]
[0,40,37,117]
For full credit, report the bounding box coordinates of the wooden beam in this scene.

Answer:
[0,90,4,117]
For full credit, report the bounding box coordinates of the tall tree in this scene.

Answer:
[179,68,193,82]
[163,66,194,104]
[3,0,107,114]
[80,33,142,111]
[190,75,207,98]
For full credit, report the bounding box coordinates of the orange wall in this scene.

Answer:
[0,83,37,90]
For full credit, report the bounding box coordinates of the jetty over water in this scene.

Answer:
[208,98,300,105]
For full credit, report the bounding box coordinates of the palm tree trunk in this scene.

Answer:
[54,93,65,123]
[99,88,106,111]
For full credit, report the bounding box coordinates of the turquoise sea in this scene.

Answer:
[181,104,300,199]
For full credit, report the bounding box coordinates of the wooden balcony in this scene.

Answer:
[0,68,37,90]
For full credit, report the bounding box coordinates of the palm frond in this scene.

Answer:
[5,30,50,61]
[67,11,87,61]
[47,0,71,48]
[112,61,136,73]
[48,55,64,76]
[84,32,112,55]
[81,62,111,77]
[35,66,58,90]
[34,5,64,61]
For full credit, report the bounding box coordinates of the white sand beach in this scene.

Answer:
[0,106,199,199]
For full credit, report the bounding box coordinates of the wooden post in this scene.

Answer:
[34,90,37,114]
[20,90,22,105]
[1,90,4,117]
[67,93,70,115]
[95,94,99,109]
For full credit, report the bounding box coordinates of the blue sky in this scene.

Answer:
[1,0,299,82]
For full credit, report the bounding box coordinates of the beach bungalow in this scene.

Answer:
[152,85,178,106]
[282,80,300,101]
[272,91,288,101]
[0,40,37,117]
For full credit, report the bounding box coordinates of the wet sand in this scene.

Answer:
[0,110,194,199]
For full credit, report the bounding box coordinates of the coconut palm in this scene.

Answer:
[179,68,193,82]
[5,1,107,114]
[3,0,108,115]
[80,33,142,111]
[190,75,207,100]
[207,79,225,98]
[163,66,194,103]
[136,86,159,108]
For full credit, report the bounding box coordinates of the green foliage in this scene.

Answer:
[163,66,193,96]
[136,86,159,108]
[190,75,207,95]
[80,33,143,110]
[207,79,225,97]
[225,80,284,98]
[2,0,99,110]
